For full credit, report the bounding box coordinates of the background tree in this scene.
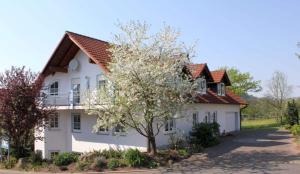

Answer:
[218,67,262,97]
[85,21,196,155]
[0,66,54,158]
[242,96,273,120]
[266,71,292,124]
[285,100,299,126]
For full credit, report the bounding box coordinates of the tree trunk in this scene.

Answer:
[148,136,157,156]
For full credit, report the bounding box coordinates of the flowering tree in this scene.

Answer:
[0,67,54,158]
[85,21,197,155]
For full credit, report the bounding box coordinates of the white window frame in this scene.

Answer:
[217,83,226,96]
[49,113,59,129]
[197,77,207,94]
[49,150,59,159]
[97,125,110,135]
[97,74,107,90]
[192,112,199,126]
[113,124,126,136]
[71,113,81,133]
[49,81,59,96]
[164,118,176,133]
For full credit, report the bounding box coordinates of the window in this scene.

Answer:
[165,119,176,132]
[113,124,126,136]
[204,111,217,123]
[85,76,90,90]
[49,151,59,159]
[49,113,59,129]
[97,74,107,90]
[72,113,81,132]
[212,111,218,123]
[192,112,199,126]
[71,79,80,105]
[197,77,207,94]
[97,125,109,134]
[217,83,225,96]
[49,81,58,95]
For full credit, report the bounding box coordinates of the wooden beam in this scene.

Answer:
[48,66,68,73]
[59,44,79,67]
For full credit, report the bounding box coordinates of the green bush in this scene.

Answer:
[53,152,79,166]
[101,149,123,159]
[177,148,190,157]
[291,124,300,136]
[29,151,43,165]
[146,160,158,169]
[107,158,120,170]
[189,122,220,148]
[124,149,145,167]
[2,156,17,169]
[76,161,90,171]
[95,157,107,169]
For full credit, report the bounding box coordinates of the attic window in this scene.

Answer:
[197,77,207,94]
[217,83,225,96]
[49,81,59,96]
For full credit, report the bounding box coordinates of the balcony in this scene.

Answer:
[44,91,83,109]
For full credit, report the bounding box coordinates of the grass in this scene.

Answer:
[241,118,280,130]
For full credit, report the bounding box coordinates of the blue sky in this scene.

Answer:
[0,0,300,97]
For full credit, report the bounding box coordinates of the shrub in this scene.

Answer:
[107,158,120,170]
[189,122,220,148]
[147,160,158,169]
[291,124,300,136]
[53,152,79,166]
[177,148,190,157]
[76,161,90,171]
[29,151,43,165]
[2,156,17,169]
[286,100,299,126]
[168,129,186,150]
[95,156,107,169]
[124,149,145,167]
[101,149,123,159]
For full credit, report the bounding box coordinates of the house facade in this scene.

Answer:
[35,32,246,159]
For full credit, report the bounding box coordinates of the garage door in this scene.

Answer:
[225,112,239,132]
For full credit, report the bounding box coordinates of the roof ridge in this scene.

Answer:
[65,31,110,44]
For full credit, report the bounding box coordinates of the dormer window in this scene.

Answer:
[49,81,58,96]
[217,83,225,96]
[197,77,207,94]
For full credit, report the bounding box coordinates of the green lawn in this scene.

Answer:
[241,119,280,130]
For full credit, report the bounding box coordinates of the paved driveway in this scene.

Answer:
[162,129,300,174]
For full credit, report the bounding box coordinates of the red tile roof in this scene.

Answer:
[211,70,225,83]
[66,31,111,73]
[195,88,247,105]
[187,64,206,79]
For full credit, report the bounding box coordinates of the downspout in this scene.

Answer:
[240,104,248,131]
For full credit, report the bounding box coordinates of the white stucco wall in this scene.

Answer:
[43,49,106,104]
[155,103,240,147]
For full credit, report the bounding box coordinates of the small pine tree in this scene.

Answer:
[286,100,299,126]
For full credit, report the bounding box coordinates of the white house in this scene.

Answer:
[34,31,246,159]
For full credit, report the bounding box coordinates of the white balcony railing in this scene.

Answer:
[44,91,82,107]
